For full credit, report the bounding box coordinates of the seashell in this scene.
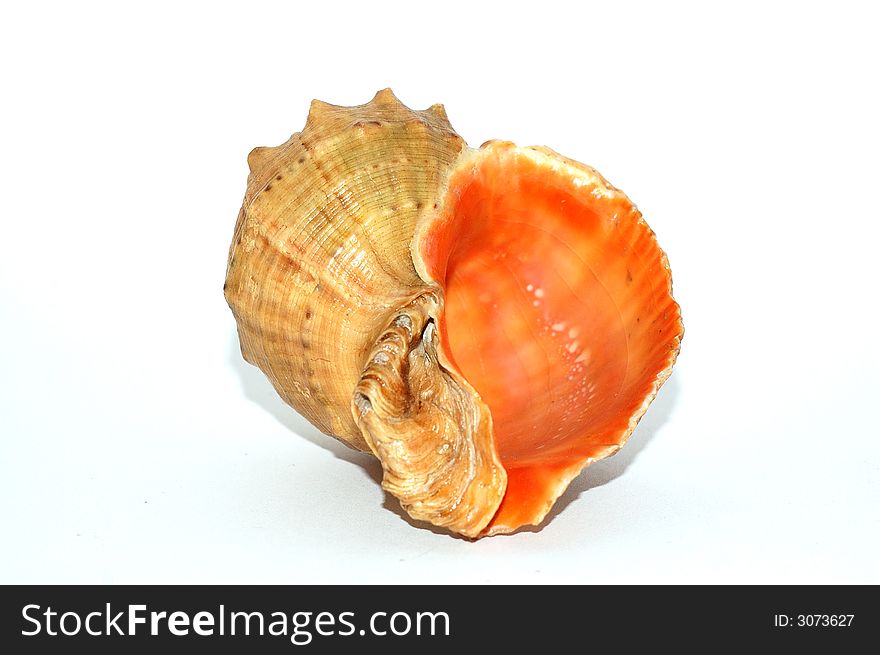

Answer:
[225,89,683,538]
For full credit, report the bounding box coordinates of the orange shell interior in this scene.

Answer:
[420,145,681,533]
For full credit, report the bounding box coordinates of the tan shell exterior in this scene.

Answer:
[225,89,463,450]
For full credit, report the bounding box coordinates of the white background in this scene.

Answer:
[2,1,878,584]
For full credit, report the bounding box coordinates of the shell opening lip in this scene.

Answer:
[417,142,683,534]
[353,291,506,538]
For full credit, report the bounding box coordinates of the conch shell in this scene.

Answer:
[225,89,682,538]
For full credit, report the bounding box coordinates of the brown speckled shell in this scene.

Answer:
[225,90,464,451]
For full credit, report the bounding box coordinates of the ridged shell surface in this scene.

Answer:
[225,90,465,451]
